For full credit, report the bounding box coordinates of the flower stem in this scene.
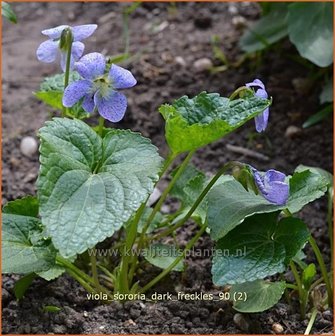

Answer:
[308,236,333,306]
[327,190,333,272]
[62,39,73,118]
[98,116,105,136]
[139,224,207,294]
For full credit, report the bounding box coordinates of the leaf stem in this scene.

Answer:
[89,249,103,294]
[327,190,333,272]
[139,224,207,294]
[290,260,306,318]
[308,236,333,306]
[304,307,318,335]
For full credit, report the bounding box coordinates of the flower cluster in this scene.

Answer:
[37,24,136,122]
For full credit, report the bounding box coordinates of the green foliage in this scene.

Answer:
[37,265,65,281]
[137,207,165,233]
[2,195,39,217]
[302,263,316,290]
[160,90,271,154]
[2,2,17,23]
[231,280,286,313]
[287,3,333,67]
[239,3,288,52]
[212,213,310,285]
[302,105,333,129]
[2,212,56,274]
[35,72,89,119]
[37,118,163,258]
[13,273,37,300]
[144,243,184,272]
[207,167,328,240]
[240,3,333,67]
[319,80,333,104]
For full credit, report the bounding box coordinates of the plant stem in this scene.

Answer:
[327,190,333,272]
[142,151,194,235]
[309,236,333,306]
[62,40,72,118]
[151,162,238,242]
[97,116,105,136]
[65,268,95,294]
[139,224,207,294]
[285,283,299,290]
[118,203,146,293]
[304,308,318,335]
[290,260,306,318]
[89,249,103,293]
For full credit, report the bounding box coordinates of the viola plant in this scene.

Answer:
[2,24,333,323]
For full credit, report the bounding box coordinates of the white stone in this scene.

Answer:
[193,58,213,72]
[20,136,38,157]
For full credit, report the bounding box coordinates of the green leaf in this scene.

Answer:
[231,280,286,313]
[208,179,283,240]
[320,80,333,104]
[2,213,56,274]
[212,213,310,284]
[170,165,208,224]
[14,273,37,300]
[37,265,65,281]
[39,72,81,92]
[288,3,333,67]
[35,91,64,110]
[3,196,39,217]
[239,4,288,53]
[302,104,332,128]
[2,2,17,23]
[287,168,328,213]
[144,243,184,272]
[43,305,61,313]
[302,263,316,290]
[37,118,163,258]
[137,207,165,234]
[160,91,271,154]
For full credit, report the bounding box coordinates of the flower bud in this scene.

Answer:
[59,27,73,51]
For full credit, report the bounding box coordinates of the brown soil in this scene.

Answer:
[2,2,333,334]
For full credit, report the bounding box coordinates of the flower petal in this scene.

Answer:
[95,91,127,122]
[263,181,289,205]
[60,42,85,72]
[255,88,268,99]
[75,52,106,80]
[245,78,265,90]
[254,108,269,133]
[41,25,69,39]
[62,80,92,107]
[264,169,286,184]
[36,40,59,63]
[72,24,98,42]
[252,169,267,196]
[109,64,137,89]
[82,94,95,113]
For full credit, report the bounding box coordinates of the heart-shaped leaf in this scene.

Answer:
[37,118,163,258]
[212,213,309,285]
[231,280,286,313]
[160,91,271,154]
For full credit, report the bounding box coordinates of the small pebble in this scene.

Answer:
[161,205,170,214]
[272,322,284,334]
[20,136,38,157]
[233,313,250,332]
[285,125,302,138]
[175,56,186,67]
[83,311,88,317]
[147,187,162,206]
[232,16,247,28]
[193,58,213,72]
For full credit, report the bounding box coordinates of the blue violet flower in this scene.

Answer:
[251,167,289,205]
[62,52,137,122]
[36,24,97,71]
[245,79,269,133]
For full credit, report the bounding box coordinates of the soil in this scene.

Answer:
[2,2,333,335]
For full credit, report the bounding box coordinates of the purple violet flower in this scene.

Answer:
[36,24,97,71]
[62,52,137,122]
[245,79,269,133]
[251,167,289,205]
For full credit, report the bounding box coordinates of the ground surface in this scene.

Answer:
[2,2,333,334]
